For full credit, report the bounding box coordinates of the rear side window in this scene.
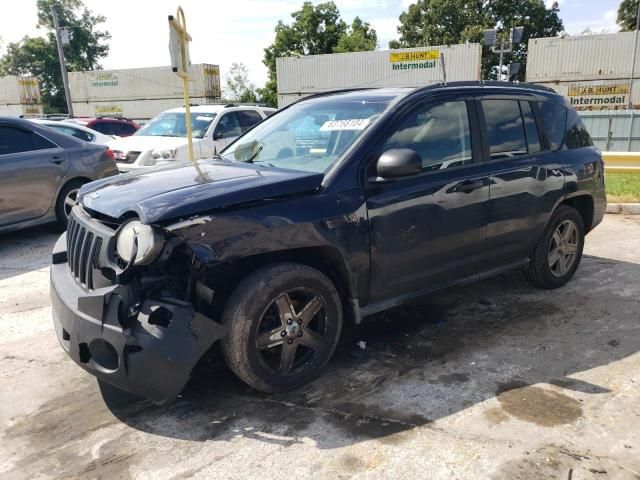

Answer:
[565,109,594,149]
[537,101,566,151]
[482,99,527,159]
[51,124,93,142]
[238,110,263,131]
[519,101,541,153]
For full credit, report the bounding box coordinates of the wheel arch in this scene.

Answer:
[200,245,358,324]
[558,194,595,233]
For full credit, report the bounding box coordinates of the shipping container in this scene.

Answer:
[538,79,640,111]
[70,96,215,121]
[276,44,482,107]
[526,32,640,83]
[69,63,221,116]
[0,75,43,117]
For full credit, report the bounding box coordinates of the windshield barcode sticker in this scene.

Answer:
[320,118,370,131]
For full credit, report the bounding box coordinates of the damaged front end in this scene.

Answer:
[50,206,226,405]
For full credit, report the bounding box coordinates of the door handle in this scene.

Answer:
[50,156,64,164]
[453,179,484,193]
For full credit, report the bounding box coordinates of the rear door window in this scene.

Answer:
[91,122,113,135]
[112,122,136,136]
[481,99,527,159]
[238,110,263,132]
[537,101,567,151]
[520,101,542,153]
[0,127,56,155]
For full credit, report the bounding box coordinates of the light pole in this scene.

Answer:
[484,26,524,80]
[51,4,74,116]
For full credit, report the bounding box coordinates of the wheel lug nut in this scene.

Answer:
[281,331,286,337]
[297,319,302,325]
[298,332,303,337]
[287,319,292,324]
[287,339,293,344]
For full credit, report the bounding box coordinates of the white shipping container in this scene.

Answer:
[538,79,640,111]
[276,44,482,107]
[70,96,215,121]
[69,64,221,103]
[0,75,43,116]
[0,103,44,117]
[527,32,640,83]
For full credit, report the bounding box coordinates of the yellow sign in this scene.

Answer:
[568,84,629,96]
[204,66,219,76]
[95,105,123,116]
[390,50,439,63]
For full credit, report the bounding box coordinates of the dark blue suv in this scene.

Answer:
[50,82,606,404]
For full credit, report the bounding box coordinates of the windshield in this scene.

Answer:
[135,112,217,138]
[220,97,392,174]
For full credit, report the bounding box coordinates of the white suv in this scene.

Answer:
[108,104,275,172]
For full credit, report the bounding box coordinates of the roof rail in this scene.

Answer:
[224,103,237,108]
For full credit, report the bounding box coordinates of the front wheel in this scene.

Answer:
[525,205,585,289]
[221,263,343,393]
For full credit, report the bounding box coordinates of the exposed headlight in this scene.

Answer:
[116,220,163,266]
[151,149,177,160]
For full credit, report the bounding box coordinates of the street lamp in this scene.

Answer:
[483,26,525,80]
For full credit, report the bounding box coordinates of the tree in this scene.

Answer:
[225,62,258,103]
[261,1,377,107]
[389,0,564,81]
[0,0,110,113]
[618,0,640,31]
[334,17,378,53]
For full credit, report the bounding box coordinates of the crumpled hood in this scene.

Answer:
[78,160,324,224]
[107,135,200,152]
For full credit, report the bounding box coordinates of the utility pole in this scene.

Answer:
[626,1,640,151]
[51,4,74,116]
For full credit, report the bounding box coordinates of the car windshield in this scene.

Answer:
[219,96,392,174]
[135,112,217,138]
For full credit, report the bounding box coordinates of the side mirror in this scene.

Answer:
[213,132,223,140]
[375,148,422,180]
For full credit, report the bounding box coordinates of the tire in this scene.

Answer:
[55,180,85,228]
[525,205,585,289]
[221,263,343,393]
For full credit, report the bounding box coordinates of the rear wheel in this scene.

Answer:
[221,263,342,393]
[55,180,85,227]
[525,205,585,289]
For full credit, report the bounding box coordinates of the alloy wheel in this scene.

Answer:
[63,188,79,218]
[255,288,329,375]
[548,219,579,277]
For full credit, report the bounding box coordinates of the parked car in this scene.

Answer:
[31,119,115,144]
[66,116,140,137]
[107,104,276,172]
[50,83,605,405]
[0,117,118,234]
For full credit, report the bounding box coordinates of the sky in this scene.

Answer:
[0,0,622,89]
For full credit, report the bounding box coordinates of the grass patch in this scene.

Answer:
[605,172,640,203]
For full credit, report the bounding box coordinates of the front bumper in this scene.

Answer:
[50,233,225,405]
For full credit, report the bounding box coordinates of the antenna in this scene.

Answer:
[440,52,447,84]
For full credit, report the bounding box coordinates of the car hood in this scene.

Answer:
[78,160,324,224]
[107,135,200,152]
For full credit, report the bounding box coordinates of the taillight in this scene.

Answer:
[104,148,115,161]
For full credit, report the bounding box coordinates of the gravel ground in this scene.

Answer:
[1,215,639,480]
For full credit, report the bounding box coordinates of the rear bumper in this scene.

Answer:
[50,233,225,405]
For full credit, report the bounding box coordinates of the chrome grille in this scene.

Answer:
[66,213,104,290]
